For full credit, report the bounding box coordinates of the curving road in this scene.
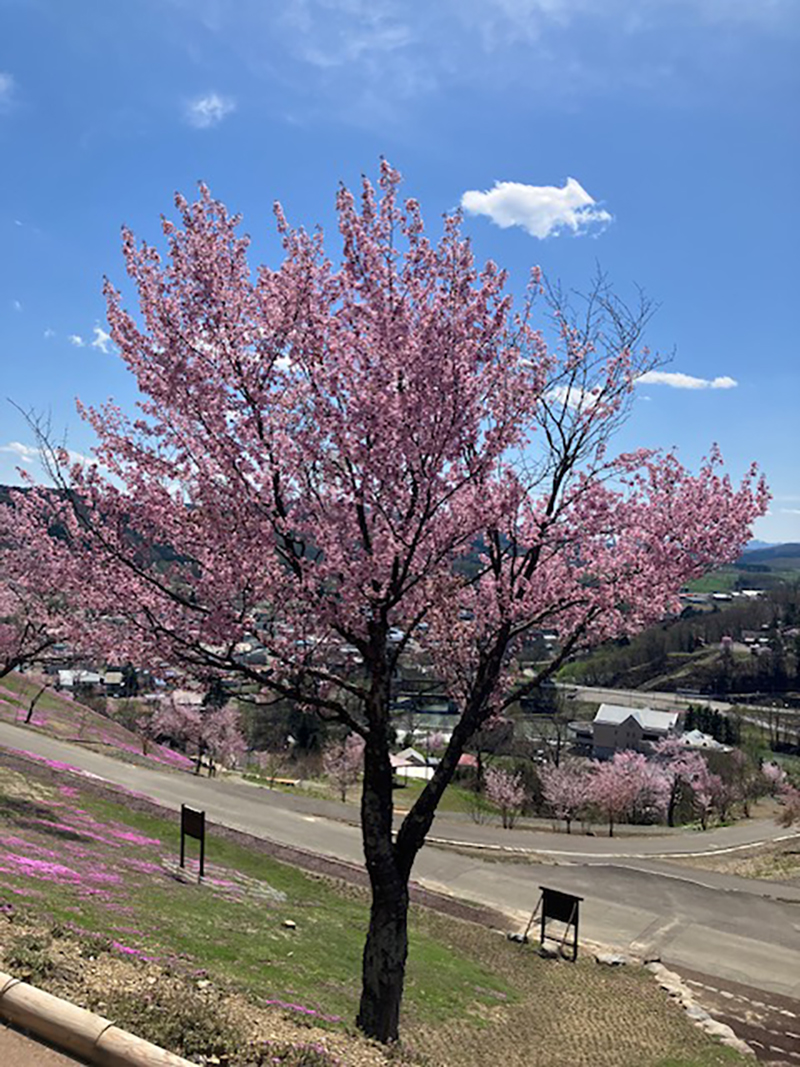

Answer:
[1,720,799,999]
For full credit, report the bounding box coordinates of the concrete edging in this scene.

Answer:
[0,970,193,1067]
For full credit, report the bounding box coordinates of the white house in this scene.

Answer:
[591,704,680,759]
[390,747,438,781]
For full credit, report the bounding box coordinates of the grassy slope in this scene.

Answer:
[0,673,193,771]
[0,748,746,1067]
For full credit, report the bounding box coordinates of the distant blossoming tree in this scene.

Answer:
[589,751,669,836]
[692,763,724,830]
[323,733,365,801]
[777,783,800,828]
[0,507,78,679]
[539,759,590,833]
[762,761,786,796]
[653,738,711,827]
[12,163,768,1042]
[484,766,527,828]
[152,696,245,774]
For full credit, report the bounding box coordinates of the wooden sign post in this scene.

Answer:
[180,804,206,880]
[520,886,582,961]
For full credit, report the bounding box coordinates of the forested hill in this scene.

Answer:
[736,544,800,569]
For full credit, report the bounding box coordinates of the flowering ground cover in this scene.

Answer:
[0,748,748,1066]
[0,673,194,771]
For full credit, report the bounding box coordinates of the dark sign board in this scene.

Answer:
[540,886,582,961]
[541,887,580,925]
[180,804,206,879]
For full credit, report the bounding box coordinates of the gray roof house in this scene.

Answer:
[591,704,680,759]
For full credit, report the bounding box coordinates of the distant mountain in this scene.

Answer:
[735,543,800,570]
[742,539,776,552]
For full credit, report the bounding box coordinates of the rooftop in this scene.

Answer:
[593,704,679,731]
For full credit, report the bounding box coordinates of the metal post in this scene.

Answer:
[179,804,186,869]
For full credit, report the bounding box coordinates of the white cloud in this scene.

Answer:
[185,92,236,128]
[461,177,612,239]
[780,508,800,516]
[12,299,22,312]
[546,384,596,410]
[637,370,738,390]
[0,441,40,464]
[43,328,56,339]
[91,325,113,354]
[68,334,85,347]
[0,72,14,112]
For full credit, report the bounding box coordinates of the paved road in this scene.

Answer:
[2,722,800,999]
[559,682,736,713]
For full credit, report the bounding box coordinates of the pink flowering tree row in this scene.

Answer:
[540,742,753,837]
[11,164,768,1042]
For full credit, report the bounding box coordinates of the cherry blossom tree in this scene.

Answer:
[152,696,245,774]
[0,512,71,679]
[691,763,724,830]
[653,738,710,827]
[484,766,527,828]
[589,751,669,836]
[762,761,786,796]
[728,748,761,818]
[13,164,768,1042]
[323,733,365,801]
[777,783,800,827]
[205,704,248,770]
[539,759,590,833]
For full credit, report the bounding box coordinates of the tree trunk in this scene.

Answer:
[357,673,409,1044]
[356,871,409,1043]
[667,780,679,828]
[25,684,47,724]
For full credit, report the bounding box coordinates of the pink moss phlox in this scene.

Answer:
[263,1000,342,1024]
[108,828,161,846]
[0,834,62,858]
[1,853,84,882]
[31,817,117,847]
[110,941,159,961]
[0,883,44,898]
[123,858,164,874]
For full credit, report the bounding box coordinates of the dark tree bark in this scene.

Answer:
[25,683,48,724]
[356,674,410,1043]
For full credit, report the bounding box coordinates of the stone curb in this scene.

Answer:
[644,962,755,1058]
[0,970,193,1067]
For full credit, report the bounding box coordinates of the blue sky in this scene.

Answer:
[1,0,798,541]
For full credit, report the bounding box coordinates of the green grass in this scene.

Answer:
[684,570,740,594]
[0,753,511,1027]
[392,776,494,817]
[0,750,751,1066]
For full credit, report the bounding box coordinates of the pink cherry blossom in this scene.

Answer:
[323,733,365,801]
[484,766,527,828]
[539,759,591,833]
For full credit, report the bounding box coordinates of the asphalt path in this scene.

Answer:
[2,721,800,999]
